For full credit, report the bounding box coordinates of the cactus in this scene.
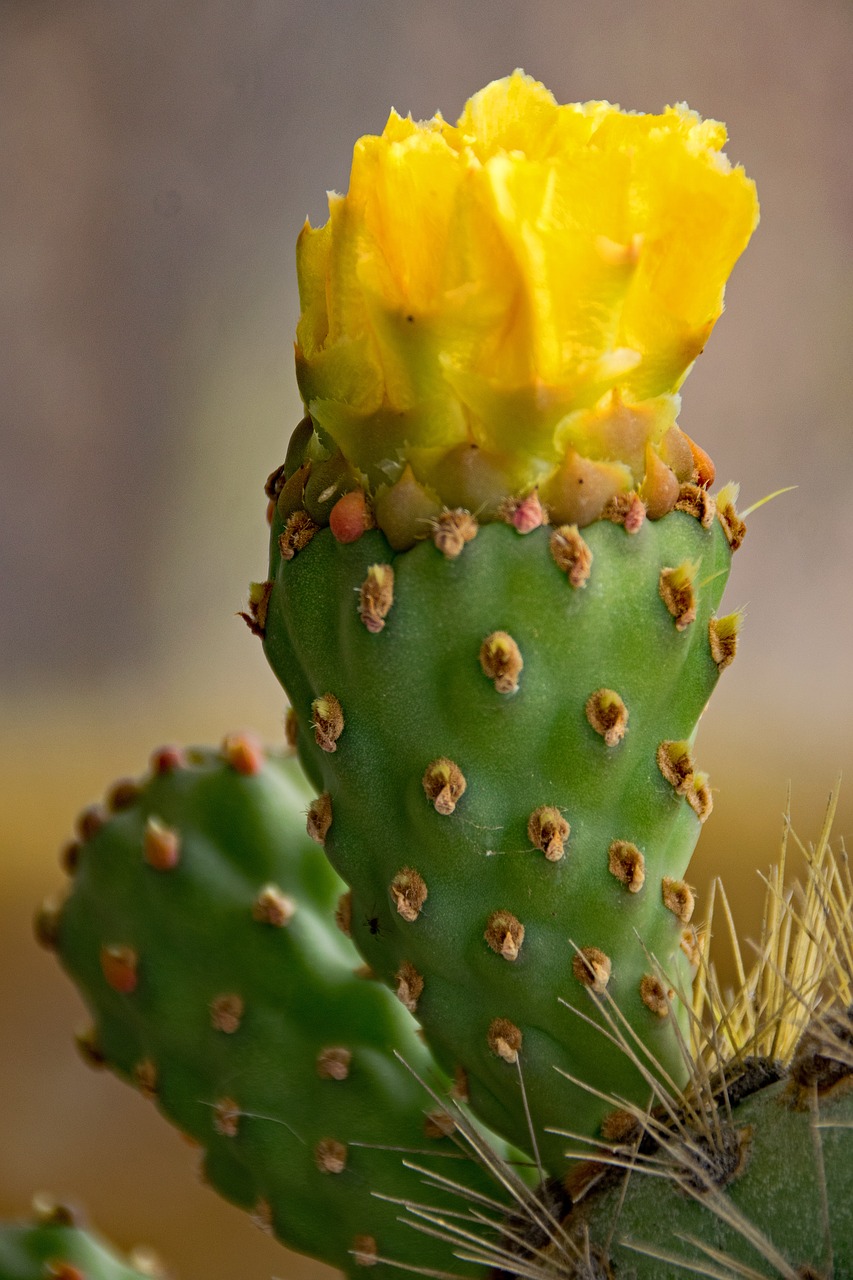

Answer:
[25,69,853,1280]
[0,1199,160,1280]
[254,71,757,1168]
[41,738,514,1277]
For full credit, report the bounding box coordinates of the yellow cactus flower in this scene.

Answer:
[295,70,758,528]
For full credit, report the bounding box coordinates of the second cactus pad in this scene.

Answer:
[47,741,507,1277]
[263,502,736,1171]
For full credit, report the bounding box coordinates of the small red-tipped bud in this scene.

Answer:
[60,840,82,875]
[222,731,265,776]
[608,840,646,892]
[107,779,141,811]
[312,694,344,752]
[484,910,525,961]
[150,745,186,775]
[315,1137,348,1173]
[585,689,629,746]
[34,897,63,950]
[501,489,546,534]
[488,1018,522,1064]
[252,884,296,927]
[76,804,107,842]
[682,431,716,488]
[143,816,181,870]
[330,489,373,543]
[602,490,646,534]
[389,868,428,922]
[422,758,466,814]
[573,947,612,994]
[100,944,138,994]
[359,564,395,633]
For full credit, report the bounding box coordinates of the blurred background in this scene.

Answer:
[2,0,852,1275]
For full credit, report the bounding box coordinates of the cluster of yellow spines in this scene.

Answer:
[295,71,758,526]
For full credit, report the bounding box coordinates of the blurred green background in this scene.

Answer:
[2,1,852,1276]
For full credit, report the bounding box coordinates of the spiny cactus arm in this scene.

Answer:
[261,503,734,1171]
[41,739,510,1277]
[0,1200,160,1280]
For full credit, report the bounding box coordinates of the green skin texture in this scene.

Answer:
[0,1220,150,1280]
[263,510,732,1173]
[571,1074,853,1278]
[55,748,507,1277]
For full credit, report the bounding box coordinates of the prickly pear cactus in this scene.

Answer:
[534,1011,853,1280]
[252,72,759,1171]
[0,1200,158,1280]
[41,738,508,1277]
[262,495,736,1169]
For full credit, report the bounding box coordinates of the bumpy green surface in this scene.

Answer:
[0,1212,151,1279]
[568,1065,853,1277]
[264,511,732,1171]
[53,746,506,1277]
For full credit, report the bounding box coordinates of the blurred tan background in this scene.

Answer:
[2,1,852,1276]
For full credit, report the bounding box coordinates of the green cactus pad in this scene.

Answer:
[0,1203,155,1280]
[49,742,507,1277]
[262,505,734,1171]
[559,1020,853,1279]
